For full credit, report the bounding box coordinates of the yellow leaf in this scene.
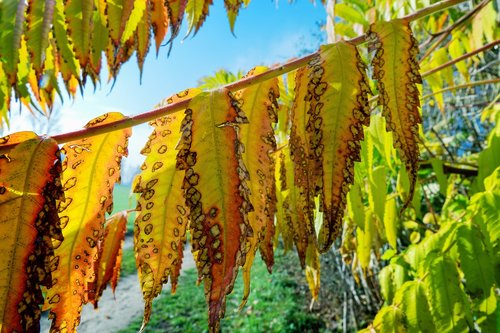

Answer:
[92,211,128,308]
[236,67,278,308]
[176,89,251,332]
[357,209,375,270]
[308,41,371,252]
[134,89,199,328]
[0,132,63,332]
[46,112,131,332]
[305,242,320,303]
[370,19,422,213]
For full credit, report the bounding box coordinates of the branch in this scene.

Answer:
[419,160,478,176]
[421,79,500,100]
[0,0,470,153]
[419,0,490,62]
[421,39,500,78]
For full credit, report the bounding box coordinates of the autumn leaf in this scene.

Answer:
[176,88,252,332]
[235,66,278,308]
[0,132,63,332]
[151,0,169,54]
[308,41,371,252]
[369,19,422,212]
[92,211,128,308]
[134,89,200,329]
[45,113,131,332]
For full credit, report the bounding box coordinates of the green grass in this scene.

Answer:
[119,251,326,333]
[120,247,137,277]
[111,184,136,234]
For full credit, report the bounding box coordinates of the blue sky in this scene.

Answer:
[6,1,327,179]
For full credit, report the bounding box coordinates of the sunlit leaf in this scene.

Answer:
[236,66,278,308]
[46,113,131,332]
[310,41,371,252]
[134,89,199,328]
[92,211,128,308]
[370,19,422,212]
[151,0,168,54]
[0,132,63,332]
[379,263,408,304]
[176,89,251,332]
[424,253,472,332]
[393,280,436,332]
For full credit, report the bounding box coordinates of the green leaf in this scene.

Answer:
[424,253,472,332]
[372,305,407,333]
[456,223,495,299]
[368,165,387,223]
[347,183,365,230]
[379,263,408,304]
[357,209,375,270]
[334,3,369,26]
[384,196,398,249]
[430,158,448,196]
[393,280,436,333]
[121,0,147,43]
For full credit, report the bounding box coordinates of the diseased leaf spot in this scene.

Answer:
[142,213,152,222]
[157,145,168,154]
[143,189,155,200]
[0,186,6,194]
[210,224,221,237]
[146,202,154,210]
[63,177,77,191]
[48,294,60,304]
[146,179,158,189]
[152,161,163,172]
[86,237,96,248]
[144,224,153,235]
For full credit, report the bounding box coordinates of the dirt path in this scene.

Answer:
[40,241,196,332]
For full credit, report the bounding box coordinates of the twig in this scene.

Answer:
[431,127,456,162]
[419,160,478,176]
[419,0,490,62]
[421,78,500,100]
[0,0,471,153]
[421,39,500,78]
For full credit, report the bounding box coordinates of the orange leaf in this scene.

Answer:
[45,113,131,332]
[236,66,279,308]
[151,0,169,54]
[0,132,63,332]
[92,211,128,308]
[310,42,371,252]
[176,89,252,332]
[134,89,200,329]
[369,20,422,212]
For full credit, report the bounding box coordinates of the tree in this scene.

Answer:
[0,0,498,332]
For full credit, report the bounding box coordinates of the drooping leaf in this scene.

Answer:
[393,280,436,333]
[135,0,151,75]
[368,165,387,223]
[424,253,472,332]
[370,19,422,212]
[134,89,200,328]
[379,263,408,304]
[224,0,243,33]
[308,41,371,252]
[66,0,94,72]
[371,305,407,333]
[289,66,317,240]
[89,0,109,77]
[53,0,80,90]
[92,211,128,308]
[151,0,168,54]
[185,0,213,37]
[236,66,278,308]
[165,0,188,43]
[275,151,294,252]
[357,209,375,270]
[121,0,147,44]
[0,132,63,333]
[0,0,26,85]
[383,196,398,249]
[305,241,320,302]
[176,89,252,332]
[456,223,495,299]
[347,183,365,230]
[283,144,312,267]
[430,158,448,196]
[25,0,54,77]
[46,113,131,332]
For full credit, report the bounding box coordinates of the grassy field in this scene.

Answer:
[118,251,326,333]
[111,183,136,234]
